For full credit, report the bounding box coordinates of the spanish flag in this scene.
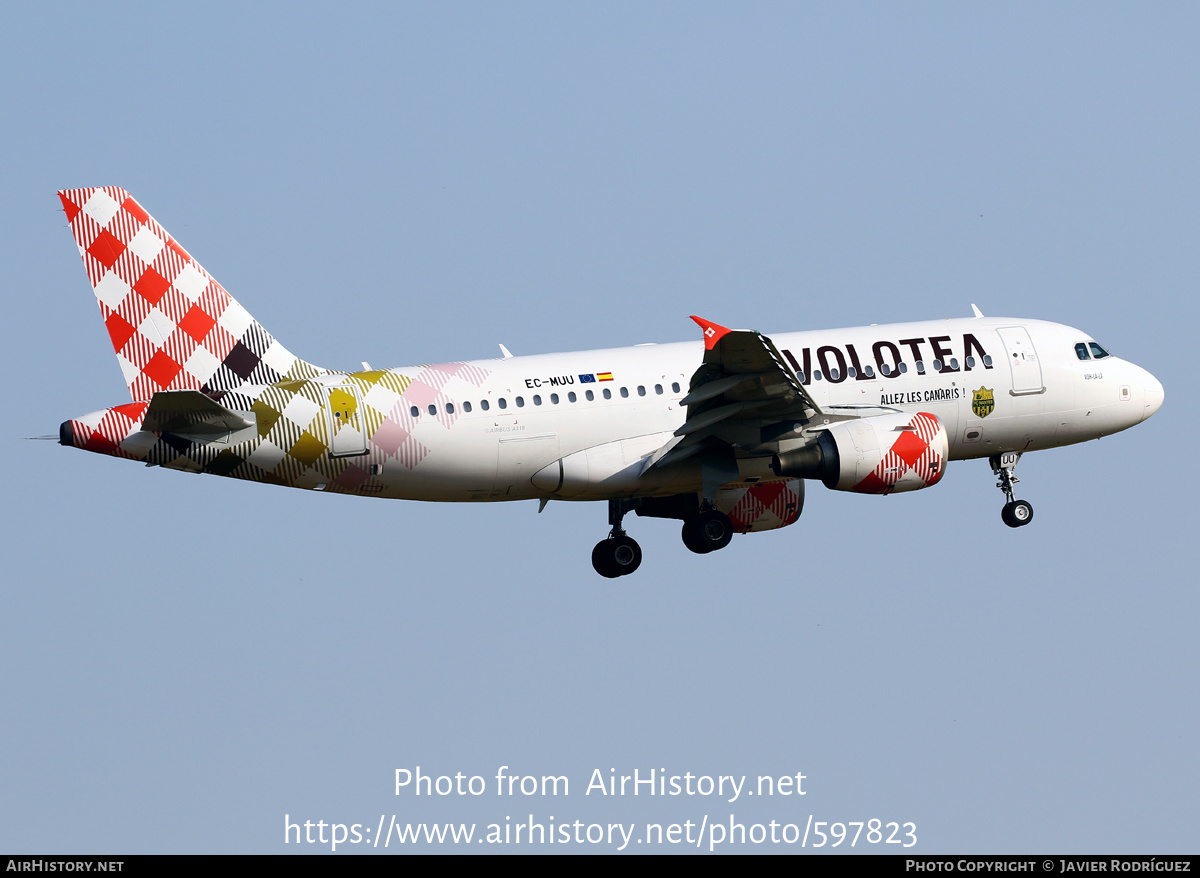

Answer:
[597,372,613,381]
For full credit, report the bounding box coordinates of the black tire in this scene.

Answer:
[610,535,642,575]
[682,510,734,553]
[698,510,734,550]
[681,521,713,554]
[592,541,618,577]
[592,536,642,577]
[1001,499,1034,528]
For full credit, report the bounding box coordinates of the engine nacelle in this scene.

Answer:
[715,479,805,532]
[635,478,805,533]
[772,411,948,494]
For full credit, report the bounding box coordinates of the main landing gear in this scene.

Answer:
[590,498,736,576]
[681,505,734,554]
[592,499,643,578]
[991,452,1034,528]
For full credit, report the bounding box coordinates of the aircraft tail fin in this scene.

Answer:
[58,187,323,401]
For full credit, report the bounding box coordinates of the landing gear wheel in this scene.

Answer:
[681,510,734,554]
[681,522,713,554]
[1001,500,1034,528]
[591,535,642,577]
[991,452,1035,529]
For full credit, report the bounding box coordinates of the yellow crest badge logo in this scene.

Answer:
[972,387,995,419]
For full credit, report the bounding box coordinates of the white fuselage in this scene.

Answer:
[369,316,1162,502]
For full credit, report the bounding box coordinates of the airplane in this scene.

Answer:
[56,187,1165,577]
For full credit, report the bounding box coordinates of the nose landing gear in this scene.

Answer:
[991,452,1034,528]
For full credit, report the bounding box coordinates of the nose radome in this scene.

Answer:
[1142,372,1164,421]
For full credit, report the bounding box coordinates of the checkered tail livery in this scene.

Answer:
[58,187,324,399]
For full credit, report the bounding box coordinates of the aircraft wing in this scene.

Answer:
[649,316,831,470]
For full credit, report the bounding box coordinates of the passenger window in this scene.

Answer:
[532,395,541,405]
[568,392,577,402]
[847,367,857,378]
[1089,342,1110,359]
[655,384,663,395]
[671,382,681,393]
[550,393,559,404]
[498,398,507,410]
[863,365,875,378]
[603,388,612,399]
[830,369,840,380]
[814,370,823,381]
[983,355,993,367]
[1075,343,1090,360]
[410,406,419,417]
[637,385,646,396]
[516,396,525,407]
[965,357,975,369]
[586,390,594,401]
[897,363,907,374]
[620,387,629,398]
[427,404,437,415]
[916,361,925,374]
[480,399,490,411]
[931,360,941,372]
[463,401,472,412]
[797,371,807,382]
[880,364,891,377]
[445,402,454,414]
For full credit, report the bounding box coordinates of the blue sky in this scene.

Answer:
[2,2,1196,853]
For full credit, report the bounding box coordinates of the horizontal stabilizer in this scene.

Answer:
[142,390,254,435]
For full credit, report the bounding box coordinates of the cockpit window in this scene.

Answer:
[1075,343,1090,360]
[1089,342,1110,359]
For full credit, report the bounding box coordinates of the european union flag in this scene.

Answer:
[579,373,596,383]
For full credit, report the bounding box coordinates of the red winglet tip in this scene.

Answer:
[690,315,732,350]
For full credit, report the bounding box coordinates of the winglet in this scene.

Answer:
[690,316,732,351]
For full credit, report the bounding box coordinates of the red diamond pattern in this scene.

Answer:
[87,228,126,270]
[59,187,310,402]
[178,304,217,344]
[104,311,137,353]
[133,266,171,306]
[852,412,946,494]
[142,349,183,390]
